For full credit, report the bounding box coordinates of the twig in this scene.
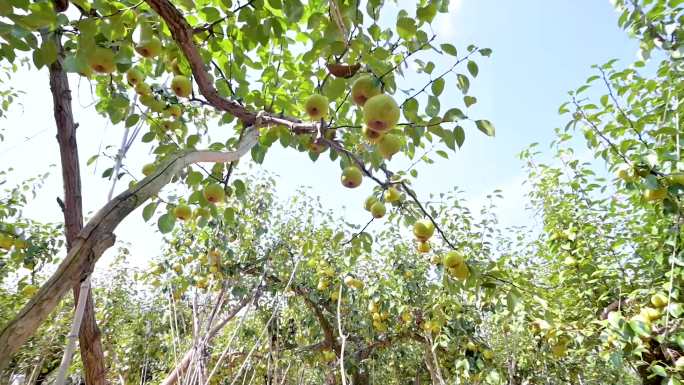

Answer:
[342,218,374,245]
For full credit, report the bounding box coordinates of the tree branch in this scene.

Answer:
[144,0,317,134]
[0,129,260,370]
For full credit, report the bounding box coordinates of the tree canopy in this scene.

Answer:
[2,0,684,385]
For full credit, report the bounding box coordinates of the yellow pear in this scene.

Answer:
[417,241,431,253]
[351,75,381,106]
[135,37,162,58]
[651,292,668,308]
[21,284,39,297]
[413,219,435,241]
[142,163,155,176]
[370,201,386,218]
[384,187,401,203]
[171,75,192,98]
[304,94,329,120]
[166,104,182,118]
[377,133,401,160]
[174,204,192,221]
[135,82,152,96]
[203,183,225,204]
[88,47,116,74]
[451,262,470,281]
[643,187,667,202]
[341,166,363,188]
[364,196,378,211]
[363,94,400,132]
[126,67,144,86]
[443,251,464,268]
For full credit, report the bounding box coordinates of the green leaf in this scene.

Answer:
[426,96,440,117]
[416,4,437,23]
[443,108,466,122]
[142,202,158,222]
[396,17,417,39]
[464,96,477,107]
[186,171,203,186]
[157,213,176,234]
[467,61,479,77]
[475,120,495,136]
[441,44,457,56]
[454,126,465,148]
[224,207,236,224]
[456,74,470,94]
[125,114,140,128]
[283,0,303,22]
[431,78,445,96]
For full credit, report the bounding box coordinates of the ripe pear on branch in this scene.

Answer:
[351,75,382,106]
[135,37,162,58]
[304,94,329,120]
[363,94,400,132]
[171,75,192,98]
[341,166,363,188]
[87,47,116,74]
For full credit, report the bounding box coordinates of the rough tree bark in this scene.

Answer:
[47,29,108,385]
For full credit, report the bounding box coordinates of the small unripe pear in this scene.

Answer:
[443,251,464,268]
[126,67,145,86]
[161,120,179,131]
[344,276,355,287]
[413,219,435,241]
[378,133,401,159]
[305,94,329,120]
[150,99,166,113]
[174,204,192,221]
[309,139,328,154]
[21,285,39,297]
[362,126,384,143]
[171,75,192,98]
[88,47,116,74]
[341,166,363,188]
[667,173,684,186]
[351,75,381,106]
[451,262,470,281]
[363,94,400,132]
[166,104,182,118]
[651,292,668,308]
[417,241,431,253]
[384,187,401,203]
[640,307,661,321]
[142,163,156,176]
[135,82,152,95]
[203,183,225,204]
[135,37,162,58]
[364,196,378,211]
[615,164,635,182]
[643,187,667,202]
[370,202,386,218]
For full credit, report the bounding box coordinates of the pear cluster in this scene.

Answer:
[363,186,402,220]
[614,163,684,204]
[442,250,470,281]
[413,219,435,252]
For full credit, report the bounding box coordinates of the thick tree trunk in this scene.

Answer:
[47,30,108,385]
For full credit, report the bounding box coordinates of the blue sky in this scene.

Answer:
[0,1,639,268]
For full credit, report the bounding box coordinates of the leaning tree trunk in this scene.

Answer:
[47,30,108,385]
